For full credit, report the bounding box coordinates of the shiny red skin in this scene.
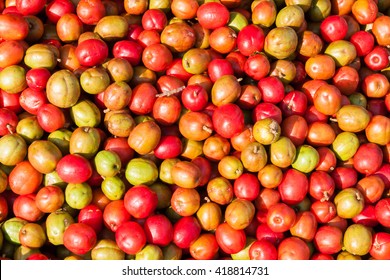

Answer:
[319,15,348,42]
[103,200,132,232]
[76,0,105,25]
[280,90,308,117]
[141,9,167,32]
[16,0,47,16]
[309,170,336,201]
[215,222,246,254]
[144,214,173,246]
[78,204,104,234]
[152,95,182,126]
[115,221,146,255]
[19,88,47,115]
[249,239,278,260]
[353,143,383,176]
[212,103,245,139]
[207,58,234,82]
[173,216,202,249]
[226,51,247,77]
[181,84,209,111]
[364,46,390,71]
[166,58,193,83]
[56,154,93,184]
[370,232,390,260]
[313,225,343,255]
[45,0,75,23]
[196,2,230,30]
[75,39,109,67]
[278,236,311,260]
[352,204,379,227]
[350,30,375,57]
[129,82,157,115]
[13,193,43,222]
[25,68,51,91]
[237,24,265,56]
[104,137,134,166]
[278,169,309,205]
[233,173,260,201]
[26,253,49,260]
[153,135,182,159]
[142,43,173,72]
[310,200,337,223]
[244,53,270,81]
[375,198,390,228]
[257,76,285,104]
[123,185,158,219]
[375,164,390,189]
[113,40,143,66]
[0,90,22,113]
[127,23,143,41]
[266,203,296,233]
[0,108,18,136]
[330,167,358,189]
[63,223,97,255]
[252,102,283,124]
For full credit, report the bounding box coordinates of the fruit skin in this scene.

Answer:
[2,0,390,262]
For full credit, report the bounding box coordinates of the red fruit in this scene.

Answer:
[320,15,348,42]
[212,103,245,139]
[56,154,93,184]
[123,185,158,219]
[115,221,146,255]
[144,214,173,247]
[63,223,97,255]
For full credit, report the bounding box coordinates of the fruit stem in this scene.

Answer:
[202,125,213,134]
[156,86,185,97]
[6,124,14,134]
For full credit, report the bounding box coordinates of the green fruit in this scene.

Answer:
[270,136,297,168]
[94,15,129,41]
[125,158,158,186]
[24,44,58,70]
[70,99,101,128]
[0,65,27,94]
[80,67,110,94]
[331,131,359,161]
[0,134,27,166]
[69,126,101,159]
[324,40,357,67]
[162,243,182,260]
[159,158,181,184]
[334,188,364,219]
[94,150,122,177]
[231,237,256,260]
[45,210,74,245]
[135,244,163,260]
[335,104,370,133]
[13,245,40,260]
[264,27,298,59]
[1,217,28,244]
[48,129,73,155]
[91,239,125,260]
[101,176,126,200]
[46,69,80,108]
[343,224,372,256]
[228,11,249,32]
[291,145,320,173]
[65,182,93,210]
[16,116,44,143]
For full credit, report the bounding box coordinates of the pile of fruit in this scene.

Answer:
[0,0,390,260]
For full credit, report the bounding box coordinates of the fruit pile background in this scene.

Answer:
[0,0,390,260]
